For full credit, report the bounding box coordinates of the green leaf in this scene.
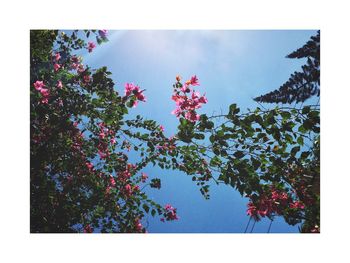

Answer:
[301,151,310,159]
[251,158,261,170]
[194,133,205,140]
[151,209,156,217]
[291,146,300,156]
[233,151,244,159]
[297,136,304,146]
[285,134,293,144]
[281,111,291,120]
[143,204,150,213]
[218,173,228,184]
[302,106,311,114]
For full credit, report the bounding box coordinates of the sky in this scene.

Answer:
[81,30,317,233]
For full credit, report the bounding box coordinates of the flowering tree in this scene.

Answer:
[168,31,320,233]
[31,30,319,233]
[30,30,179,233]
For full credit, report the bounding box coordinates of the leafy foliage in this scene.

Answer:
[31,30,320,234]
[30,30,179,233]
[254,31,320,104]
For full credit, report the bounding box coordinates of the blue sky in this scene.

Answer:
[82,30,317,233]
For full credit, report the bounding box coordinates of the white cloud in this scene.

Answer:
[103,30,249,73]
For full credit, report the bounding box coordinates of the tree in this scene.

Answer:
[168,32,320,233]
[254,31,320,104]
[30,30,180,233]
[31,30,320,233]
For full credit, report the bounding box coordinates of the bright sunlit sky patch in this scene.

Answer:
[81,30,317,233]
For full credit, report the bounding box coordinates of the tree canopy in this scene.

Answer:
[30,30,320,233]
[254,31,320,104]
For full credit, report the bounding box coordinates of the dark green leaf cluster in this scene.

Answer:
[254,31,320,104]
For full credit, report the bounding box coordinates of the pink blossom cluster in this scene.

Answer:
[124,83,146,107]
[105,175,117,195]
[98,30,108,38]
[33,80,50,104]
[246,187,305,221]
[141,172,148,183]
[160,204,179,222]
[123,183,140,197]
[134,218,143,232]
[118,163,136,181]
[64,120,99,179]
[171,75,207,122]
[97,122,115,159]
[52,52,62,72]
[70,56,84,72]
[83,75,91,84]
[87,41,96,53]
[83,224,93,233]
[86,162,94,171]
[57,80,63,89]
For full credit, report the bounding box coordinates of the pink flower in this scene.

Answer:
[77,64,85,73]
[83,75,91,83]
[290,201,305,209]
[141,172,148,183]
[57,80,63,89]
[124,83,135,96]
[199,95,208,104]
[185,111,200,122]
[181,84,191,93]
[39,88,50,97]
[54,52,61,61]
[171,107,182,117]
[109,177,116,187]
[87,41,96,52]
[84,224,93,233]
[86,162,94,171]
[164,204,179,221]
[165,204,173,210]
[159,125,165,132]
[124,83,147,107]
[58,99,63,107]
[190,75,199,86]
[134,218,142,231]
[98,30,108,38]
[34,80,45,91]
[124,184,132,196]
[71,56,80,63]
[136,91,146,102]
[99,132,105,139]
[37,87,50,104]
[247,202,259,220]
[110,138,116,145]
[98,150,108,159]
[54,63,61,72]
